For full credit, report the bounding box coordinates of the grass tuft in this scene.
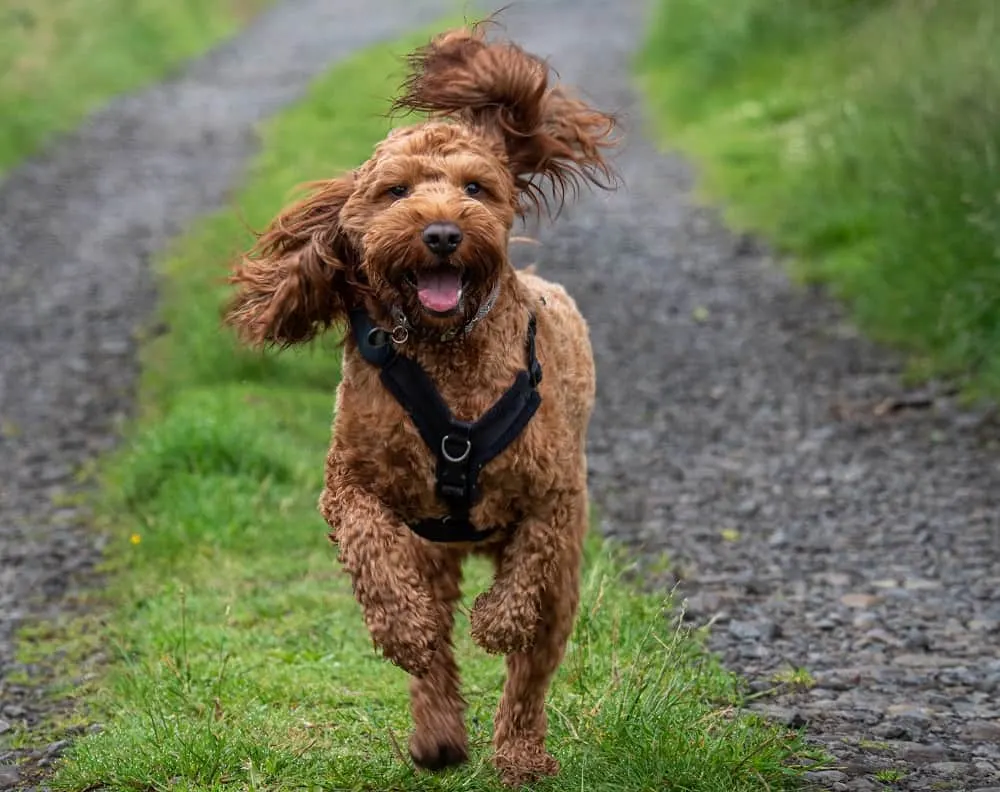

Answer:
[46,23,812,792]
[638,0,1000,398]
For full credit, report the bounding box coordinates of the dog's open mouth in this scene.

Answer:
[413,266,464,315]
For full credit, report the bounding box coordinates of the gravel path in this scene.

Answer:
[2,1,999,791]
[500,2,1000,791]
[0,1,452,787]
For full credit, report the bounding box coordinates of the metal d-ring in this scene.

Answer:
[391,325,409,345]
[441,434,472,463]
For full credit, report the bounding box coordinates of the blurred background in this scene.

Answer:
[642,0,1000,395]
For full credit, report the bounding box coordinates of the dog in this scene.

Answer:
[224,25,617,787]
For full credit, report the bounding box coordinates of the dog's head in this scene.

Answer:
[225,25,617,348]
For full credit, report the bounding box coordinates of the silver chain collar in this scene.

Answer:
[389,278,501,345]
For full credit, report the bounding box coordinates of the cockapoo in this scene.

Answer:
[225,24,617,787]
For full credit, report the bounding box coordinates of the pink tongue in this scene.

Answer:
[416,269,462,312]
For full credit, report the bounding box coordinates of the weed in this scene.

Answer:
[770,667,816,692]
[875,767,906,784]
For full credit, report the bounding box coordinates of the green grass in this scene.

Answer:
[874,768,905,785]
[44,25,813,792]
[638,0,1000,398]
[0,0,272,171]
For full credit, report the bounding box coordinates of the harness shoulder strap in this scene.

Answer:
[380,354,455,454]
[352,308,458,462]
[468,315,542,470]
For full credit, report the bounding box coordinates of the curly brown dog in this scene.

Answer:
[224,25,617,787]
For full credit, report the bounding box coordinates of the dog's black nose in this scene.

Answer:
[422,222,463,257]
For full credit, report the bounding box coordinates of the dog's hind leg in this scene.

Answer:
[409,549,469,771]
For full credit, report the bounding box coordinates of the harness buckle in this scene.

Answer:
[439,482,469,500]
[441,434,472,463]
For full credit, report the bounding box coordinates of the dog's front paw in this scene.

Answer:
[364,592,440,676]
[410,729,468,771]
[469,587,540,655]
[374,627,439,677]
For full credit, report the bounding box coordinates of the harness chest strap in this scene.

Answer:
[349,308,543,543]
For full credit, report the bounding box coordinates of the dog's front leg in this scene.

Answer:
[321,482,441,677]
[470,489,586,656]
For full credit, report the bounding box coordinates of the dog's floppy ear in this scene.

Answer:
[393,26,618,215]
[224,174,362,349]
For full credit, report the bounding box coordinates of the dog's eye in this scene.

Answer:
[388,185,409,199]
[464,182,483,197]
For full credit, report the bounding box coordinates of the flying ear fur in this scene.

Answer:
[392,25,619,215]
[224,174,361,349]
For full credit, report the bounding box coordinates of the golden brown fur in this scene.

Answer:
[224,23,617,787]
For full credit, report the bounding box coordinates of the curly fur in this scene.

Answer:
[224,23,617,787]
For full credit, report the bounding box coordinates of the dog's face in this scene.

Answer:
[340,122,518,330]
[224,26,616,350]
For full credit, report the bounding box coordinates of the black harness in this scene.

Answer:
[349,309,543,543]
